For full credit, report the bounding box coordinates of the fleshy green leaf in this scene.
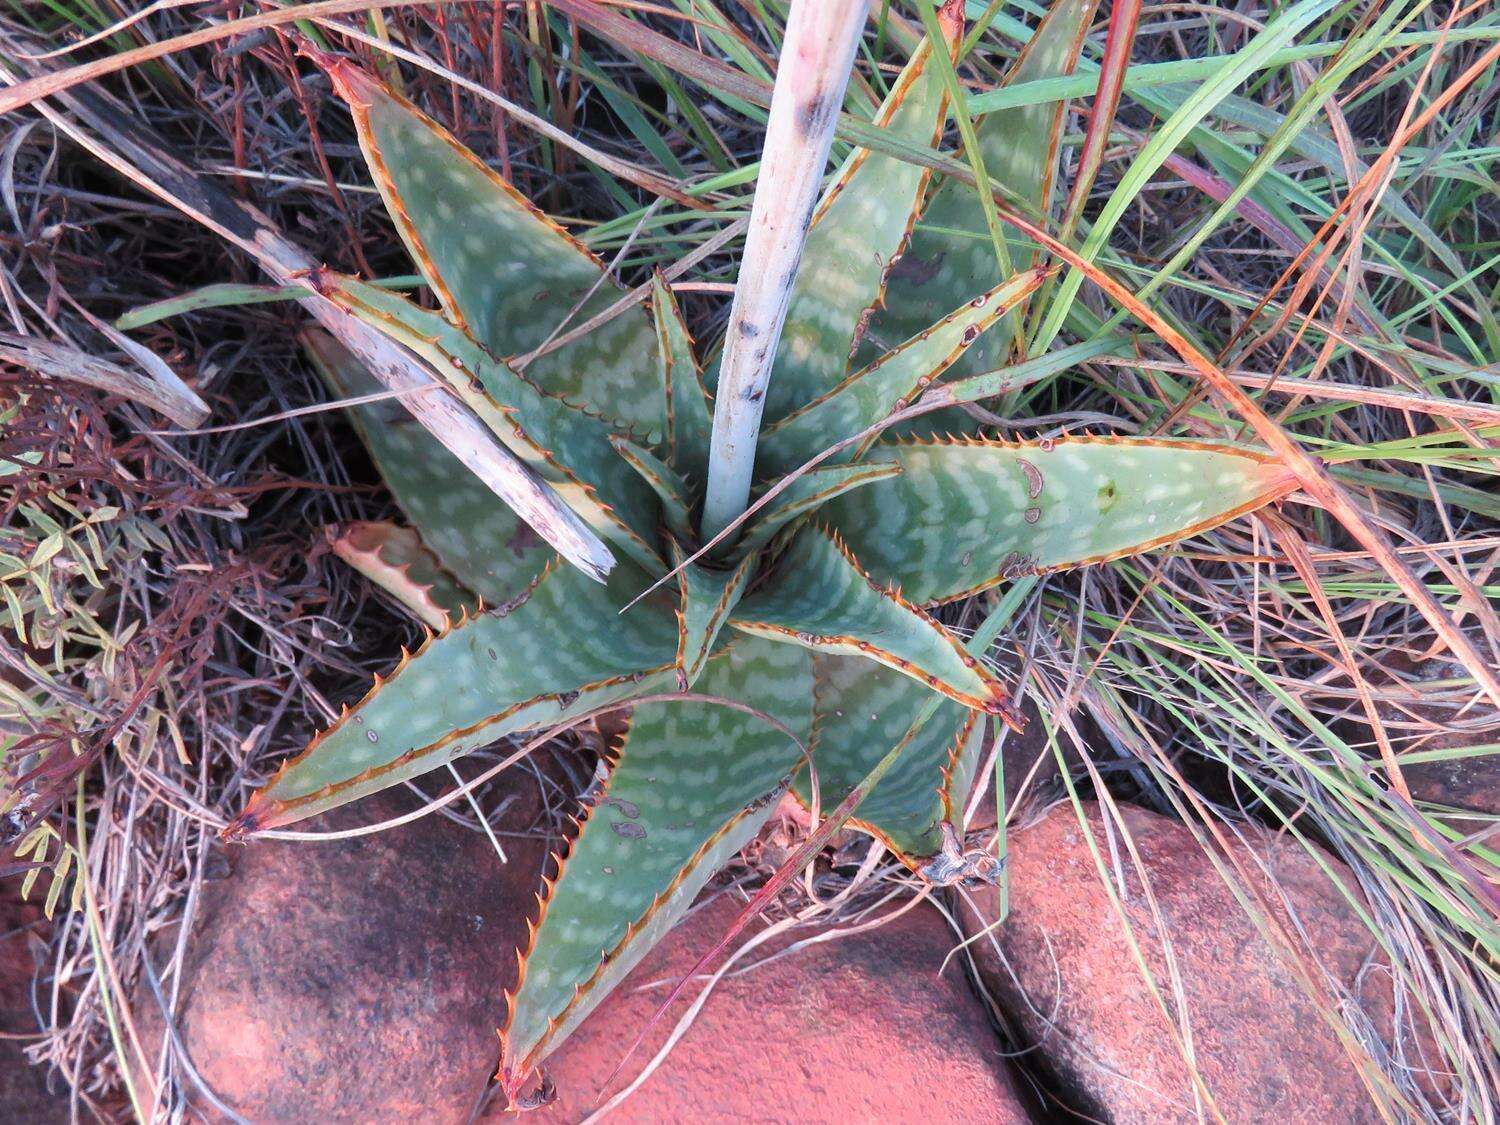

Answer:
[228,561,679,834]
[326,520,473,628]
[825,436,1299,604]
[308,274,664,572]
[324,60,664,436]
[674,547,756,688]
[730,526,1015,716]
[802,654,980,863]
[736,462,902,558]
[865,0,1096,371]
[764,29,954,421]
[500,636,812,1085]
[304,329,551,607]
[757,267,1046,475]
[610,435,693,541]
[651,272,713,489]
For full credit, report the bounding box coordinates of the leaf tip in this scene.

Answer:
[219,807,261,844]
[301,47,379,111]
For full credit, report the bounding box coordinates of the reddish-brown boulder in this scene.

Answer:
[137,780,555,1122]
[962,696,1070,833]
[1370,647,1499,823]
[525,895,1035,1122]
[954,802,1422,1124]
[0,889,67,1122]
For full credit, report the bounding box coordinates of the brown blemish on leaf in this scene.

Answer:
[1017,457,1044,499]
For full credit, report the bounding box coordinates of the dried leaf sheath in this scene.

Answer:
[326,521,472,629]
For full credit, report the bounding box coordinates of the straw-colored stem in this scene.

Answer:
[701,0,870,540]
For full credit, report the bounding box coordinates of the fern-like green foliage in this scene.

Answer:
[227,18,1299,1099]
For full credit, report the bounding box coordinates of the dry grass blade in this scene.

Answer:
[5,0,1497,1115]
[0,330,207,426]
[0,0,441,116]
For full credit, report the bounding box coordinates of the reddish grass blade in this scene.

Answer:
[1058,0,1140,241]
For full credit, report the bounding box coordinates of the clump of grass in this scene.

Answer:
[0,0,1495,1120]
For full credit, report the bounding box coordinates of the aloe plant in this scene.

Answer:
[224,8,1300,1102]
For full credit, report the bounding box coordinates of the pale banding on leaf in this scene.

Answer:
[824,436,1300,605]
[498,637,813,1085]
[730,525,1021,723]
[321,57,666,437]
[764,23,958,421]
[227,560,679,834]
[673,549,757,689]
[801,653,980,863]
[303,329,554,607]
[306,273,665,573]
[651,271,713,490]
[758,266,1047,474]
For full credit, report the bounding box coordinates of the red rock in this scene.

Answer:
[1370,647,1499,822]
[954,802,1426,1124]
[137,780,554,1123]
[962,697,1069,832]
[524,894,1035,1123]
[0,888,67,1122]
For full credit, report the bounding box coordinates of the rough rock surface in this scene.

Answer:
[0,890,67,1122]
[137,779,556,1123]
[954,802,1413,1124]
[527,894,1035,1123]
[1371,647,1499,822]
[962,694,1071,832]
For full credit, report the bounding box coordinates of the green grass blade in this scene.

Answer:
[867,0,1095,377]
